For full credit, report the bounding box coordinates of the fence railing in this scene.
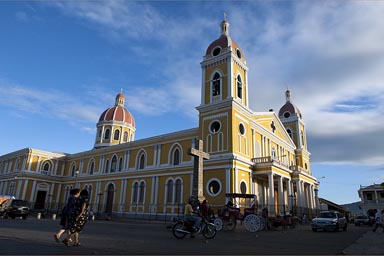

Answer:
[29,201,321,223]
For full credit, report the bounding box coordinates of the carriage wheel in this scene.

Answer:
[244,214,262,232]
[214,218,223,231]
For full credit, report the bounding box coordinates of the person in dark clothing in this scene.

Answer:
[53,188,80,243]
[63,189,90,246]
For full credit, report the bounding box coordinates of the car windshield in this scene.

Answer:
[319,212,336,218]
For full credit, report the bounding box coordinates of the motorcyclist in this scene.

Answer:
[184,196,201,233]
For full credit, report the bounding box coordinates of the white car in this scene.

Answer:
[311,210,347,232]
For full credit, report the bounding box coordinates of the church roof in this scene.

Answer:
[98,92,135,126]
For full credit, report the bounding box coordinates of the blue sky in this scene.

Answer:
[0,1,383,205]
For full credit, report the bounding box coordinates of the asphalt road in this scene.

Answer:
[0,217,372,255]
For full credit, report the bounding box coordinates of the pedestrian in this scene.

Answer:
[372,209,384,232]
[53,188,80,243]
[63,189,90,246]
[200,199,209,219]
[262,207,270,230]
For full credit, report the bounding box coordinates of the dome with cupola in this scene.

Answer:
[278,89,302,119]
[204,18,245,62]
[94,92,136,149]
[98,93,135,126]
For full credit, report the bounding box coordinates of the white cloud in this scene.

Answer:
[0,80,101,125]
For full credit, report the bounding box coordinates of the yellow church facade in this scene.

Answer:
[0,19,319,219]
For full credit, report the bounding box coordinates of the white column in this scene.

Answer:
[296,180,301,208]
[153,145,158,167]
[157,144,162,166]
[278,175,284,214]
[29,181,37,202]
[309,185,314,209]
[234,168,238,193]
[268,173,274,214]
[225,168,231,194]
[126,150,131,170]
[286,178,292,211]
[28,155,33,171]
[55,183,62,204]
[98,156,103,173]
[301,181,306,208]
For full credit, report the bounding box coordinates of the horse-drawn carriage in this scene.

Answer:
[214,193,263,232]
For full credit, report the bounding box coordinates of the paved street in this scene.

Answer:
[0,217,382,255]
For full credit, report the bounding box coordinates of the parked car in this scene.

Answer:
[311,210,347,232]
[0,199,30,219]
[354,215,371,226]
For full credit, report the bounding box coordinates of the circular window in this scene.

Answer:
[239,123,245,135]
[240,181,247,194]
[284,112,290,118]
[236,49,242,59]
[212,47,221,56]
[210,121,221,133]
[207,179,221,196]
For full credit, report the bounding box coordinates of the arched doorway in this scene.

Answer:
[105,184,115,214]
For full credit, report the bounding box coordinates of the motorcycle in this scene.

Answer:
[172,215,217,239]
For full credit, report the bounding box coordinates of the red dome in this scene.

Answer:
[278,90,302,119]
[98,92,135,126]
[98,106,135,126]
[205,36,244,60]
[278,102,302,118]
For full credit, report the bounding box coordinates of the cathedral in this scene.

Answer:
[0,19,319,219]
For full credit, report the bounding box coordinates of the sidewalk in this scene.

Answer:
[342,230,384,255]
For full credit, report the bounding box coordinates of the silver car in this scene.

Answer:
[311,210,347,232]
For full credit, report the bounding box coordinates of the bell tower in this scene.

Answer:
[199,18,249,107]
[197,18,251,156]
[278,89,312,174]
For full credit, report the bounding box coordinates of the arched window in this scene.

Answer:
[240,181,247,194]
[287,129,293,139]
[111,155,117,172]
[212,72,221,96]
[132,182,139,203]
[114,129,120,140]
[175,179,182,203]
[71,165,76,177]
[118,157,123,172]
[139,154,145,169]
[166,180,173,203]
[105,160,109,173]
[42,162,50,175]
[104,129,110,140]
[237,75,242,99]
[271,147,277,159]
[139,181,145,202]
[123,131,128,142]
[15,159,20,171]
[89,160,94,175]
[173,148,180,166]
